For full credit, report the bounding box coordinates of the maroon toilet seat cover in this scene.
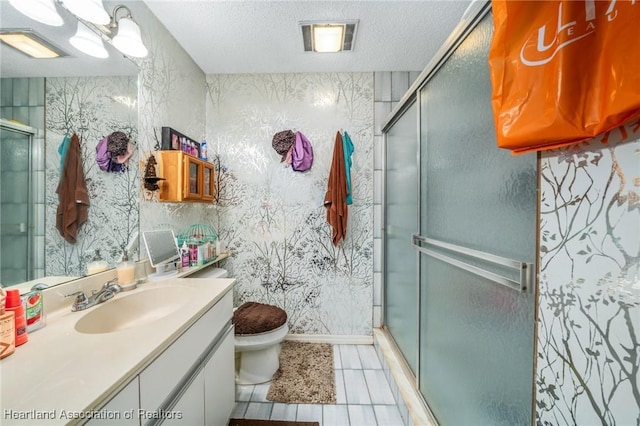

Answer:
[232,302,287,335]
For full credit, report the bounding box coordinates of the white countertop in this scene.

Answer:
[0,273,235,425]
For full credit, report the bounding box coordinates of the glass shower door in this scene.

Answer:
[0,124,34,286]
[417,14,537,425]
[384,102,419,373]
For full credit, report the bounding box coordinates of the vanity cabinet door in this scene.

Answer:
[139,292,232,417]
[85,377,140,426]
[204,329,235,426]
[162,371,205,426]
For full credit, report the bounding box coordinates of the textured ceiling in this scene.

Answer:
[143,0,472,74]
[0,0,471,78]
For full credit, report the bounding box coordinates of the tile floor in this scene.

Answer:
[231,344,406,426]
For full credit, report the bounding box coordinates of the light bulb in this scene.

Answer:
[8,0,63,26]
[112,17,148,58]
[69,22,108,59]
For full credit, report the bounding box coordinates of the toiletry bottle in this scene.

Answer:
[181,242,190,268]
[23,284,46,333]
[0,288,16,359]
[197,244,204,266]
[189,243,198,267]
[203,242,210,262]
[87,249,108,275]
[5,289,28,346]
[200,141,208,161]
[117,251,136,286]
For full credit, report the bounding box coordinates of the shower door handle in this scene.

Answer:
[412,234,533,292]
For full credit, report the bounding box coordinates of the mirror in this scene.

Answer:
[0,1,140,290]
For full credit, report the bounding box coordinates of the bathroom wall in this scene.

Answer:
[45,76,138,276]
[0,78,46,281]
[205,73,374,335]
[536,122,640,424]
[128,2,218,240]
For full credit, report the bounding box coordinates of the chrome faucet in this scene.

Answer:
[66,278,123,312]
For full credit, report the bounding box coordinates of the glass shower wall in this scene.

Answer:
[417,14,537,425]
[0,125,35,286]
[1,77,46,285]
[384,102,419,373]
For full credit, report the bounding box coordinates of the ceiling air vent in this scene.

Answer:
[300,20,359,53]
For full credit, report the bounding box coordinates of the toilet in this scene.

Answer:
[232,302,288,385]
[187,265,288,385]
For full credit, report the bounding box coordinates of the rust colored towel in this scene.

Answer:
[323,131,348,246]
[56,133,89,244]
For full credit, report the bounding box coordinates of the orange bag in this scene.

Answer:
[488,0,640,154]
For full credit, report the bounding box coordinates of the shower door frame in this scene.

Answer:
[1,119,37,285]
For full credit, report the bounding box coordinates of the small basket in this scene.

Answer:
[177,224,218,247]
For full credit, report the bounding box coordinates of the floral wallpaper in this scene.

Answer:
[127,2,220,240]
[205,73,374,335]
[536,121,640,425]
[45,76,138,276]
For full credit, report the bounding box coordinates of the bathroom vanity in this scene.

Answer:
[0,270,235,426]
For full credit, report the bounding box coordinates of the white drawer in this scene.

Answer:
[139,291,232,413]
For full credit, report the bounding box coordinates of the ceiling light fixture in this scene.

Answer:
[300,20,358,53]
[313,25,344,53]
[8,0,64,27]
[71,4,148,58]
[61,0,110,25]
[9,0,149,59]
[0,29,67,58]
[69,21,108,58]
[109,6,148,58]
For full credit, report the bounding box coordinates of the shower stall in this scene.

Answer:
[382,3,538,425]
[0,119,43,286]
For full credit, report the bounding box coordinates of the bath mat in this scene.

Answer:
[228,420,319,426]
[266,341,336,404]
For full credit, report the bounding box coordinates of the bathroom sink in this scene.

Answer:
[75,286,194,334]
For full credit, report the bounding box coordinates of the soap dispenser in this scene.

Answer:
[117,250,136,289]
[86,249,108,275]
[181,242,190,268]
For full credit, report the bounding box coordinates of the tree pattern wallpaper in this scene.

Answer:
[205,73,374,335]
[131,1,220,241]
[536,121,640,425]
[128,4,374,336]
[45,76,138,277]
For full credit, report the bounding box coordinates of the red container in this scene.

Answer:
[5,289,21,307]
[5,289,28,346]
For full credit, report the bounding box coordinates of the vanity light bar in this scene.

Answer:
[0,29,67,58]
